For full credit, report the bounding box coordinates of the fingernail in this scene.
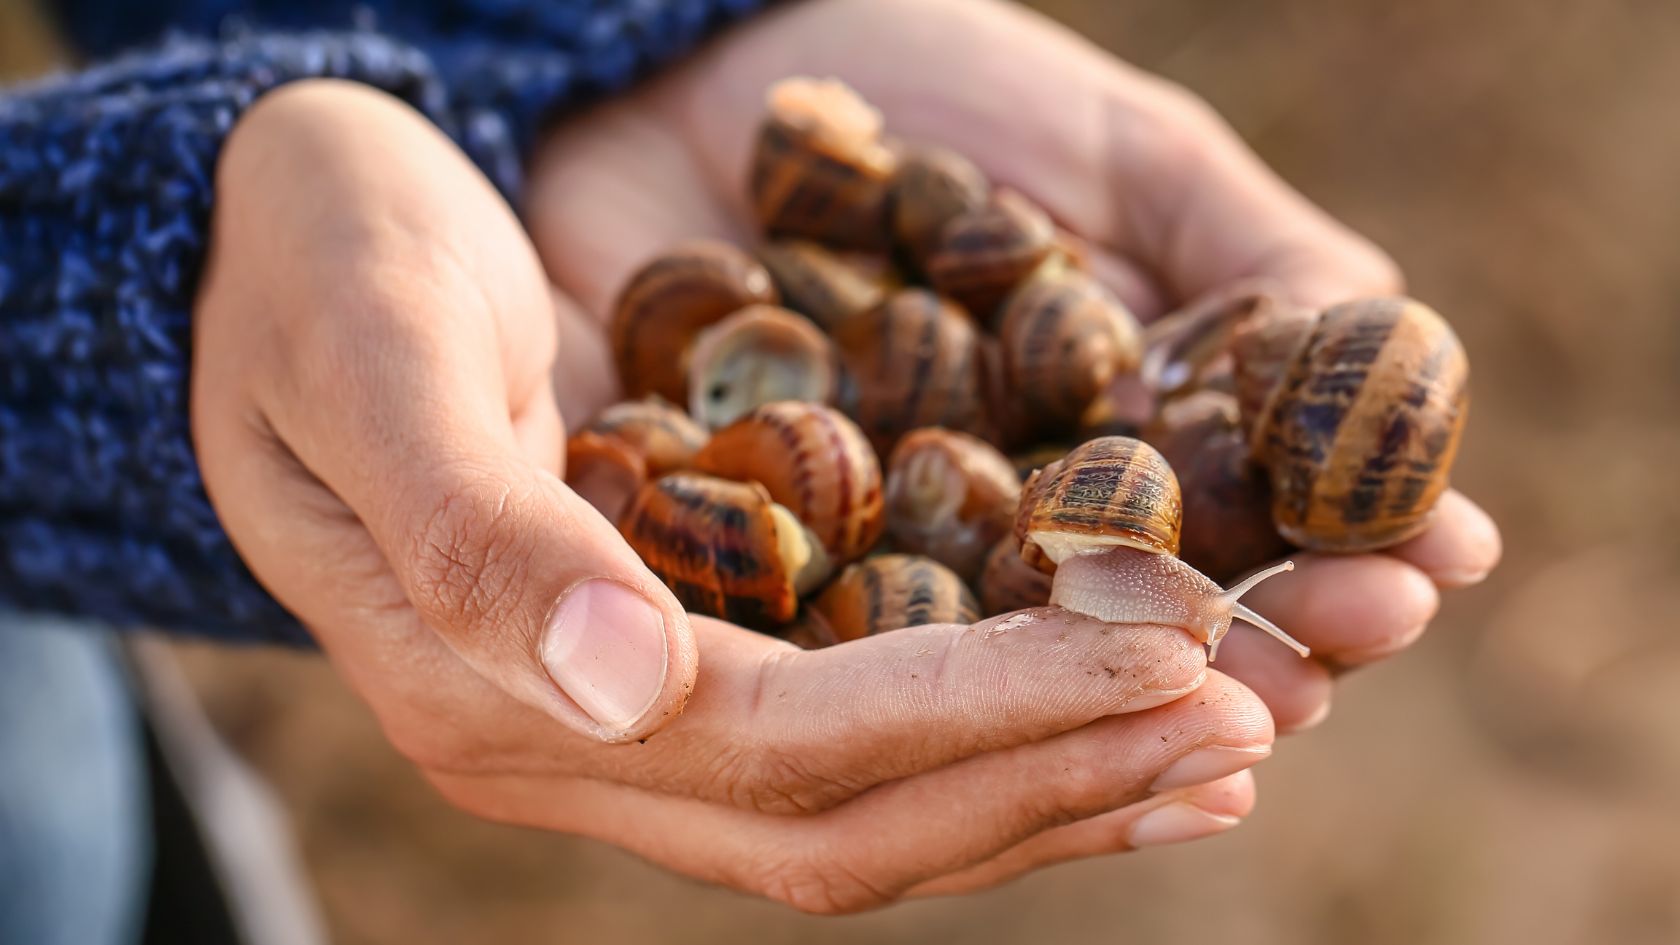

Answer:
[1128,803,1241,848]
[541,579,669,735]
[1432,567,1491,589]
[1150,744,1270,792]
[1335,622,1428,666]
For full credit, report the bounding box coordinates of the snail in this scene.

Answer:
[686,305,836,430]
[1234,296,1470,552]
[620,472,829,630]
[925,188,1056,318]
[693,401,885,564]
[749,77,897,249]
[832,288,989,453]
[808,554,980,642]
[565,430,648,525]
[757,239,891,332]
[887,145,991,267]
[581,397,708,476]
[978,535,1054,615]
[1140,282,1292,397]
[609,240,778,402]
[883,427,1021,582]
[1143,391,1292,583]
[1017,436,1307,660]
[996,268,1145,434]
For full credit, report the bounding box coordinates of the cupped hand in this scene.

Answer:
[527,0,1502,739]
[191,79,1276,913]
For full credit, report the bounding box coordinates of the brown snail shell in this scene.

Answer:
[1018,435,1307,659]
[997,269,1145,434]
[887,145,990,266]
[620,473,829,630]
[749,77,897,250]
[1141,281,1292,397]
[883,428,1021,582]
[978,535,1054,616]
[686,305,836,430]
[565,430,647,525]
[582,397,708,477]
[925,189,1056,318]
[757,239,890,332]
[609,240,778,402]
[832,288,988,454]
[1231,301,1319,439]
[809,554,980,642]
[693,401,885,564]
[1143,391,1292,583]
[1240,297,1470,553]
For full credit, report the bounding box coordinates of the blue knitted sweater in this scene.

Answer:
[0,0,762,644]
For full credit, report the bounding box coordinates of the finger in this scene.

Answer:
[1235,554,1439,667]
[906,770,1256,897]
[584,612,1210,815]
[1386,490,1502,589]
[431,671,1272,914]
[1209,625,1335,734]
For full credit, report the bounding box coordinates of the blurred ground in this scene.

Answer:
[11,0,1680,942]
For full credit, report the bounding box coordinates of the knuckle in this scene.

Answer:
[700,741,856,816]
[406,470,531,634]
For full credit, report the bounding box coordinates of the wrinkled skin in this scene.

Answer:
[192,0,1501,915]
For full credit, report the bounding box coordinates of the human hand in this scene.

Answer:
[192,79,1274,913]
[527,0,1503,740]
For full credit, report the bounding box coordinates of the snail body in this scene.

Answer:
[686,305,836,430]
[883,427,1021,581]
[1238,297,1469,552]
[810,554,979,642]
[1019,436,1306,660]
[610,241,778,402]
[693,401,885,564]
[620,473,829,630]
[749,77,897,249]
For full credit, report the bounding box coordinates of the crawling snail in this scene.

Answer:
[1234,296,1469,552]
[1018,436,1308,661]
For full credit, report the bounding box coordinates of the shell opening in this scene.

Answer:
[769,502,832,596]
[1027,530,1165,567]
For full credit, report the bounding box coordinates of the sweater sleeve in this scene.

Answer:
[0,3,761,644]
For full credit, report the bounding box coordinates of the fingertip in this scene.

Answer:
[1390,490,1503,589]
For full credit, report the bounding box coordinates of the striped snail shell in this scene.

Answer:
[809,554,980,642]
[757,239,891,332]
[883,427,1021,582]
[693,401,885,564]
[1237,297,1470,553]
[924,189,1056,319]
[978,535,1054,616]
[832,288,989,454]
[686,305,836,430]
[609,240,778,402]
[749,77,897,250]
[887,145,991,267]
[582,397,708,477]
[1018,436,1306,660]
[620,473,830,630]
[997,269,1145,434]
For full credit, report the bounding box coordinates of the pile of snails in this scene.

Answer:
[567,77,1470,656]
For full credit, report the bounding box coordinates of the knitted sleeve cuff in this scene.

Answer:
[0,3,761,644]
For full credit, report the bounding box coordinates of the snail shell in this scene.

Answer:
[1018,435,1306,660]
[978,535,1054,616]
[832,288,989,453]
[1240,297,1470,552]
[887,145,991,267]
[620,473,830,630]
[565,430,647,525]
[583,397,708,477]
[925,189,1056,318]
[693,401,885,564]
[609,240,778,402]
[809,554,980,642]
[1140,281,1292,397]
[686,305,836,430]
[1231,301,1319,439]
[883,427,1021,582]
[997,269,1145,434]
[1144,391,1292,583]
[757,239,890,332]
[749,77,897,249]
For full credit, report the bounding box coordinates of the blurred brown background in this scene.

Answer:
[7,0,1680,942]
